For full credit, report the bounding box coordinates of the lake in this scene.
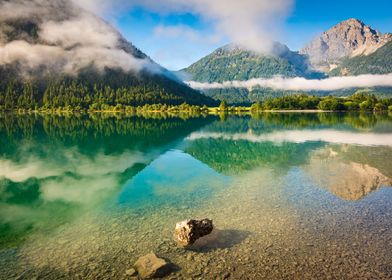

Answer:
[0,112,392,279]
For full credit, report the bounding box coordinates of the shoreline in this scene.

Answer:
[1,109,389,115]
[2,93,391,114]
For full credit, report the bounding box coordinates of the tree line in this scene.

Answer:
[1,79,391,112]
[0,80,192,111]
[248,91,392,112]
[0,66,218,111]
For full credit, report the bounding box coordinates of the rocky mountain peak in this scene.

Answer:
[300,18,392,72]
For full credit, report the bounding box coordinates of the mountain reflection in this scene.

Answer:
[118,150,228,209]
[305,146,392,200]
[185,114,392,197]
[0,112,391,250]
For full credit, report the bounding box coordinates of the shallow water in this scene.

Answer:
[0,112,392,279]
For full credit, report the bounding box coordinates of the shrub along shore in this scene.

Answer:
[1,92,392,113]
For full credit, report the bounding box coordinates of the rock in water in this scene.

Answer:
[134,253,171,279]
[174,219,213,247]
[125,268,137,276]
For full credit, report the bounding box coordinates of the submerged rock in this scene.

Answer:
[134,252,172,279]
[125,268,137,276]
[174,218,214,247]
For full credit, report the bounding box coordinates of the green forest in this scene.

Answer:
[249,91,392,111]
[0,65,218,111]
[194,86,392,105]
[330,41,392,76]
[1,74,391,113]
[182,44,315,83]
[204,91,392,112]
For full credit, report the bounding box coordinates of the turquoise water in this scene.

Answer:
[0,112,392,279]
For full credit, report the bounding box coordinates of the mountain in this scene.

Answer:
[182,42,319,83]
[330,41,392,76]
[179,19,392,104]
[300,18,392,72]
[183,18,392,82]
[0,0,215,108]
[179,43,324,104]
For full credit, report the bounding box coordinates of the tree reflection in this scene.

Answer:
[0,113,214,249]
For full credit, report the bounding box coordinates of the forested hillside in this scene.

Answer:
[330,41,392,76]
[0,68,216,110]
[0,0,216,108]
[182,43,318,83]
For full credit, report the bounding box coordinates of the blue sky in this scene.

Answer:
[111,0,392,70]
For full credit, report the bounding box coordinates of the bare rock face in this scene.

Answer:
[174,219,213,247]
[300,18,392,72]
[134,252,172,279]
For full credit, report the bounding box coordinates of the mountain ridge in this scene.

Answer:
[0,0,216,107]
[182,18,392,82]
[181,42,321,83]
[330,41,392,76]
[178,18,392,104]
[300,18,392,72]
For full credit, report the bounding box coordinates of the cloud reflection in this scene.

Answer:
[0,147,153,183]
[187,130,392,147]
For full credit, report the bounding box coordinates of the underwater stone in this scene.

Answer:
[174,218,214,247]
[125,268,137,276]
[134,252,172,279]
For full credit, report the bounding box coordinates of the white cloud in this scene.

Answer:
[0,0,78,20]
[185,0,293,52]
[0,41,65,69]
[186,74,392,91]
[77,0,294,53]
[0,0,152,75]
[40,17,119,49]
